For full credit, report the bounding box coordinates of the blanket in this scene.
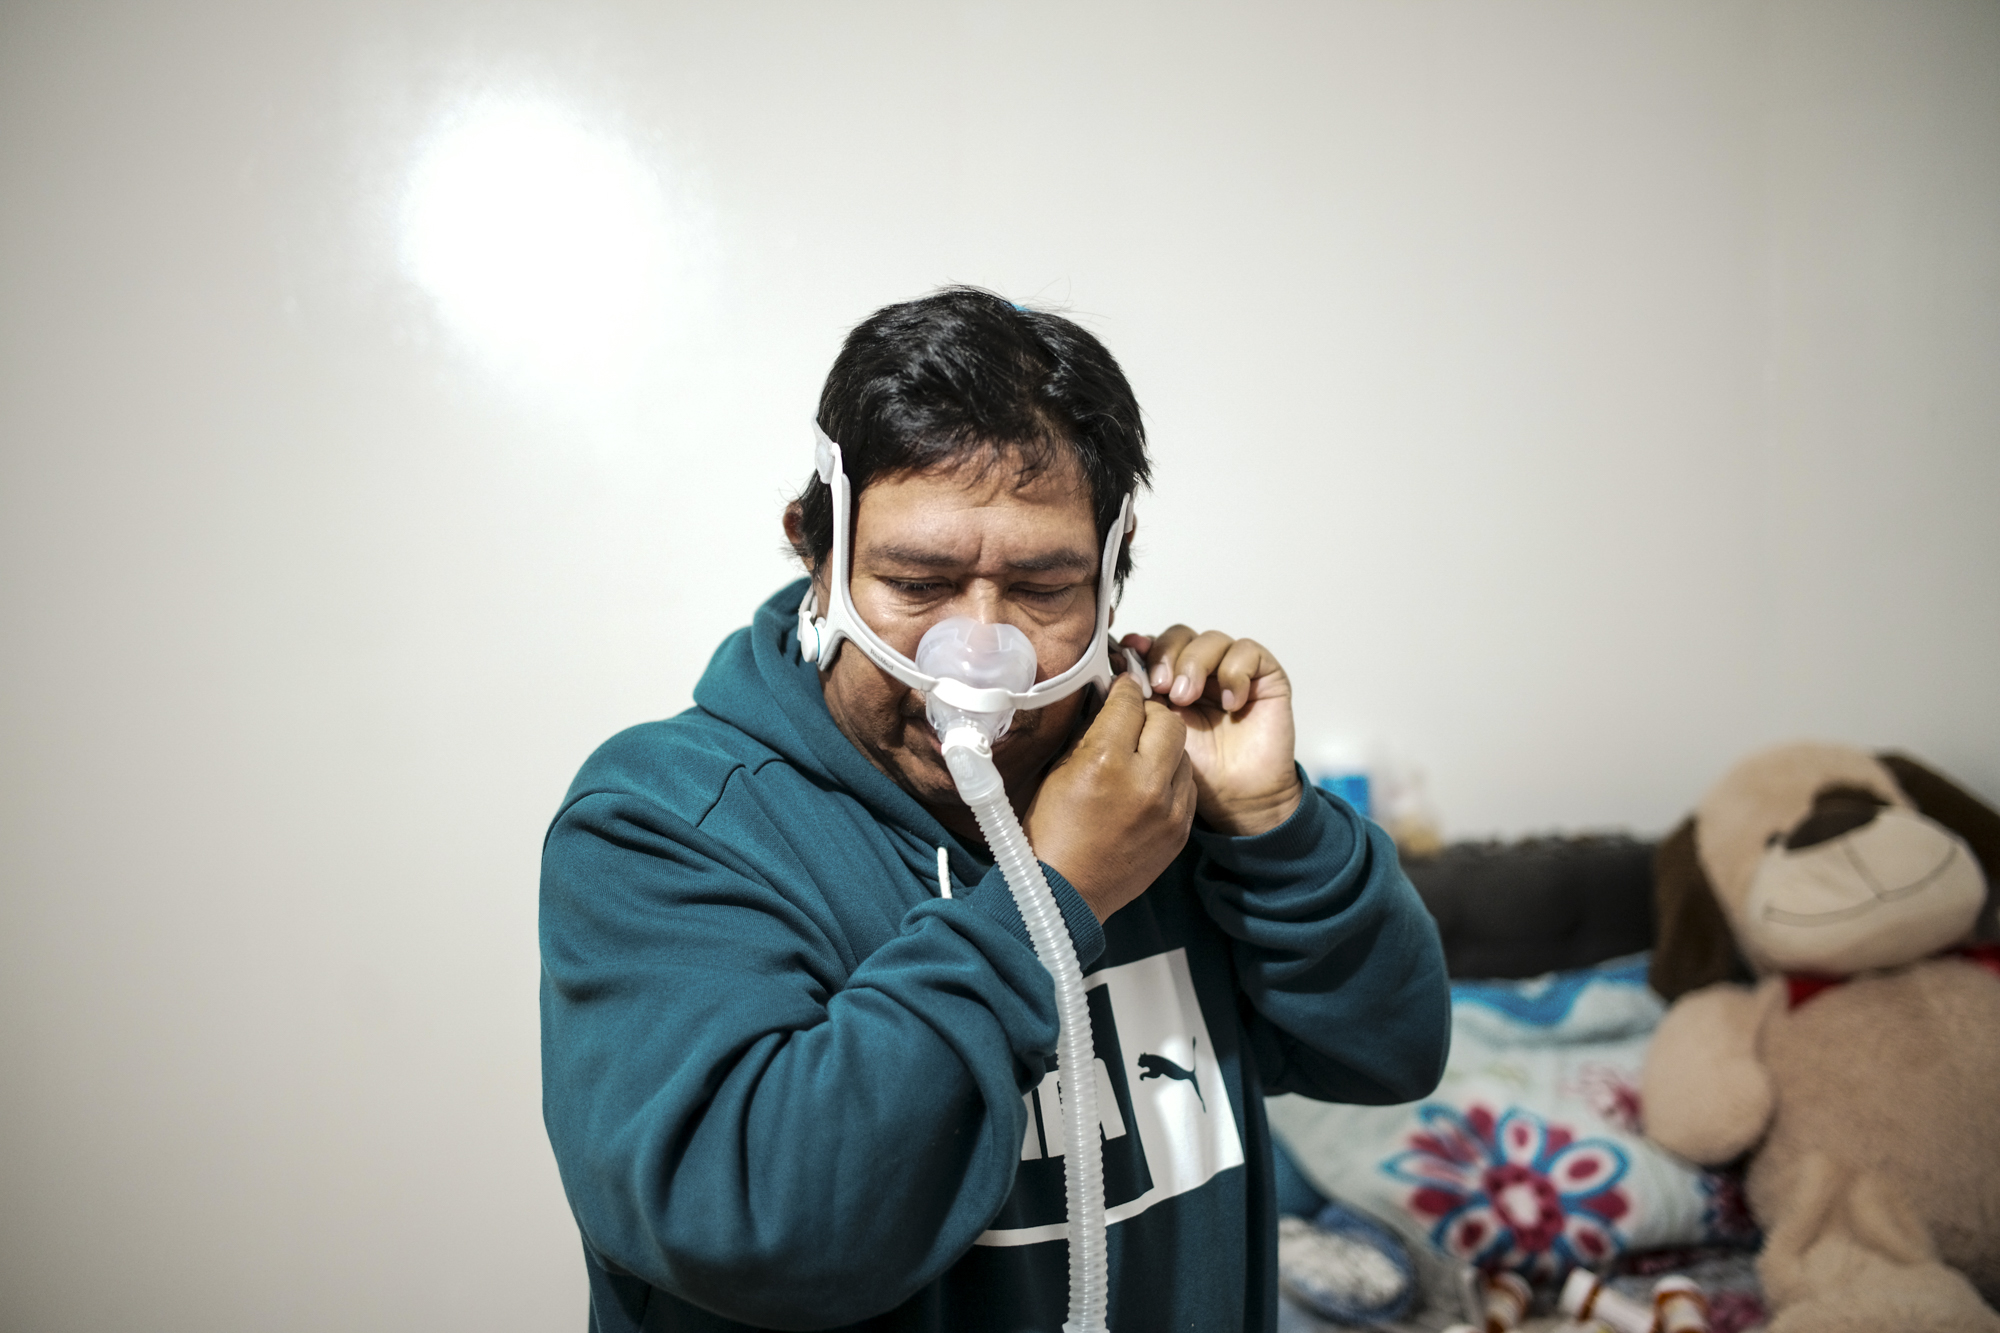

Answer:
[1267,953,1756,1285]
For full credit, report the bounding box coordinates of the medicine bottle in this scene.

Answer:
[1557,1270,1651,1333]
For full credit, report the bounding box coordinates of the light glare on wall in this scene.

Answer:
[402,96,671,393]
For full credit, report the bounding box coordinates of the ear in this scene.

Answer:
[1649,816,1753,1000]
[781,501,818,574]
[1878,752,2000,940]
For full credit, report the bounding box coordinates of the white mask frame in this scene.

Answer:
[796,424,1146,716]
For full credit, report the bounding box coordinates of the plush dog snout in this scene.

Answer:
[1785,786,1890,851]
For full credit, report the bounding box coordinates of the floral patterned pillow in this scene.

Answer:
[1267,954,1755,1283]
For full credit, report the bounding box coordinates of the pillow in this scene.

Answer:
[1405,835,1657,980]
[1267,953,1755,1284]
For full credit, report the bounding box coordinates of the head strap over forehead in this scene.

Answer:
[796,423,1139,713]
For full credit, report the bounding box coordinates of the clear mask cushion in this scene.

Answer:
[915,618,1037,741]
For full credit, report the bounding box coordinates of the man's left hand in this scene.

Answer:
[1120,626,1303,837]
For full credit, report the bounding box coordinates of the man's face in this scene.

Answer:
[808,451,1103,816]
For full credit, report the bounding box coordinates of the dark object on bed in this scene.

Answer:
[1403,835,1656,980]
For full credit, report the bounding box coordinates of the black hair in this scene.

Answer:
[793,286,1150,593]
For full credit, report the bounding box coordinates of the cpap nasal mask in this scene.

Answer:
[796,424,1143,719]
[797,424,1134,1333]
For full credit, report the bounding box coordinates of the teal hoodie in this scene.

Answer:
[541,582,1449,1332]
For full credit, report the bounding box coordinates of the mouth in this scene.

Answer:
[1759,842,1962,928]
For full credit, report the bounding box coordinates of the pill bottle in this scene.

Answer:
[1308,737,1372,818]
[1653,1276,1710,1333]
[1557,1270,1651,1333]
[1481,1271,1532,1331]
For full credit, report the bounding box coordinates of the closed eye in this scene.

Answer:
[881,578,948,597]
[878,578,1080,604]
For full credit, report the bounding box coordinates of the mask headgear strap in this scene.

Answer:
[796,423,1137,711]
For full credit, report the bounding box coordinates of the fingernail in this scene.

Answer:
[1152,663,1171,689]
[1172,674,1191,702]
[1221,689,1238,712]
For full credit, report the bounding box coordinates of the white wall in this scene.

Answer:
[2,2,1994,1329]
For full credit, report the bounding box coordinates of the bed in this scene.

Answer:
[1269,835,1768,1332]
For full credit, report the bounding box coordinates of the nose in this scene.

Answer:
[954,584,1007,625]
[928,586,1031,641]
[1784,785,1888,851]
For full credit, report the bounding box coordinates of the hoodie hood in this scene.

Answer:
[694,579,974,867]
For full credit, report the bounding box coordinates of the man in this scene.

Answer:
[541,288,1450,1332]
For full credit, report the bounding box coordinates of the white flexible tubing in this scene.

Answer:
[942,732,1108,1333]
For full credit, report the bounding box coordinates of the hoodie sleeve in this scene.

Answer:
[539,781,1100,1331]
[1188,779,1450,1105]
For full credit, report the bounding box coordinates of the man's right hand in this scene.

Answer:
[1023,675,1197,923]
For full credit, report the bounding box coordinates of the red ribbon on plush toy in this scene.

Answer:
[1786,941,2000,1008]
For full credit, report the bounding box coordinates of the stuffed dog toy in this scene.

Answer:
[1641,742,2000,1333]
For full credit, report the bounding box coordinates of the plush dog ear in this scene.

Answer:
[1878,753,2000,941]
[1649,816,1753,1000]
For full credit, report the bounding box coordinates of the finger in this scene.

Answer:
[1162,630,1235,707]
[1134,698,1188,770]
[1144,624,1198,692]
[1084,674,1150,753]
[1118,632,1154,656]
[1212,637,1280,713]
